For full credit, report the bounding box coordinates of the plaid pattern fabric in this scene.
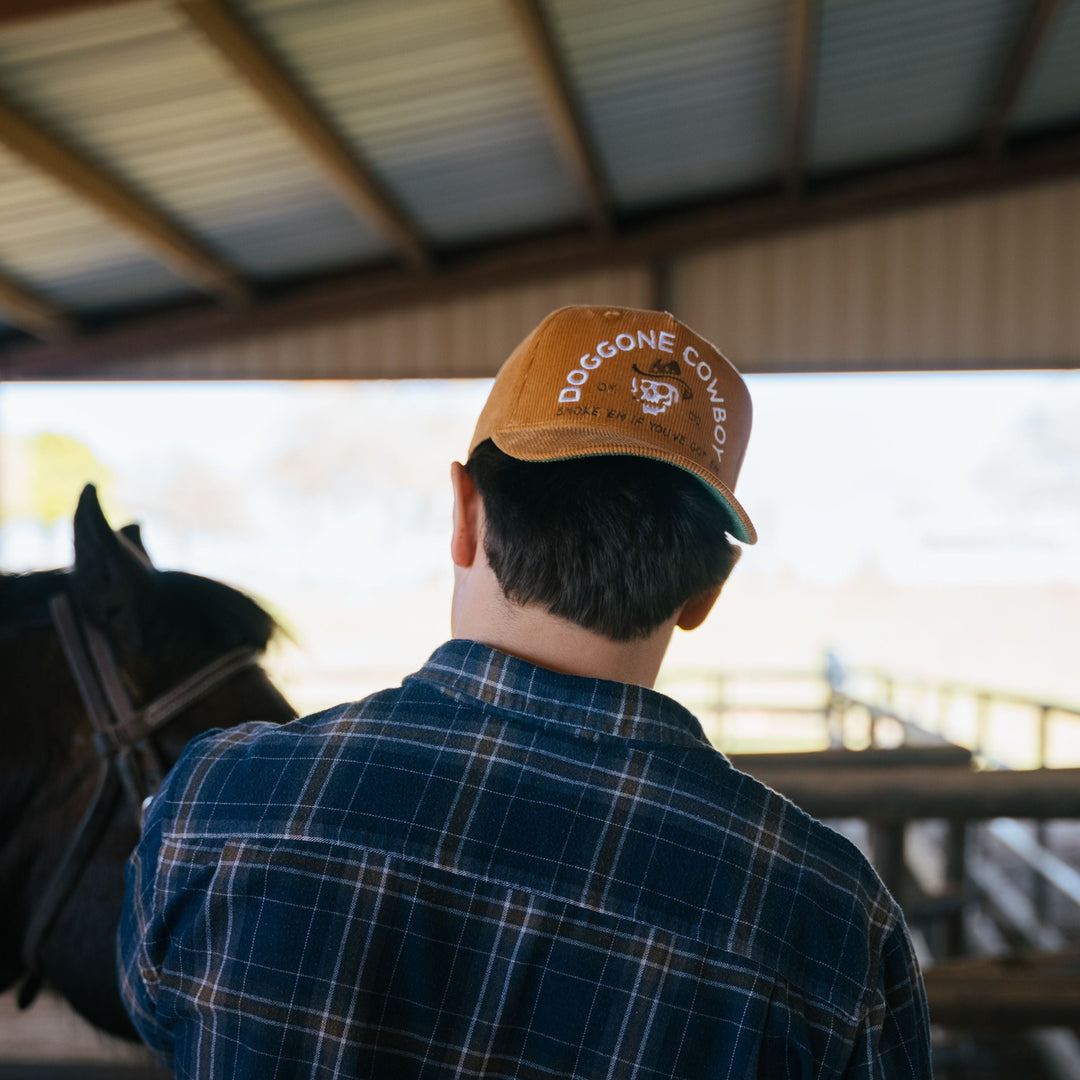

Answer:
[120,641,932,1079]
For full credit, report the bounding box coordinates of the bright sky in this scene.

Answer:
[1,372,1077,588]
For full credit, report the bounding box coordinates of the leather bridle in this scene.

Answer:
[17,591,262,1008]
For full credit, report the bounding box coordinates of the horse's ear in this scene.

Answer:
[71,485,153,649]
[119,522,153,565]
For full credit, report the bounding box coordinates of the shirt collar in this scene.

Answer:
[408,639,712,749]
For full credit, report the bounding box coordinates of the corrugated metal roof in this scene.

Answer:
[238,0,584,244]
[812,0,1028,173]
[0,0,1076,359]
[549,0,787,208]
[0,1,387,282]
[1014,0,1080,133]
[0,140,193,310]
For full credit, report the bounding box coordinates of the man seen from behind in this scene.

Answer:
[120,305,933,1078]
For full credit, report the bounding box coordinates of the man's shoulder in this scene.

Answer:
[698,760,901,1000]
[178,677,444,763]
[151,682,428,825]
[734,762,889,901]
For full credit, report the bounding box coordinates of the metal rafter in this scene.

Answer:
[984,0,1063,157]
[0,268,73,340]
[0,0,143,30]
[784,0,819,195]
[0,94,249,303]
[501,0,610,232]
[176,0,429,270]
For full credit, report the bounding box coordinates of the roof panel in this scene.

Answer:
[549,0,787,208]
[0,0,1075,351]
[0,1,387,282]
[0,143,195,311]
[44,254,199,314]
[237,0,584,244]
[1013,0,1080,134]
[812,0,1028,173]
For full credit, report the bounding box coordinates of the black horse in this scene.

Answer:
[0,485,295,1038]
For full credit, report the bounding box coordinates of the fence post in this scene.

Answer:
[975,694,990,758]
[936,687,952,739]
[944,819,967,957]
[1038,704,1051,769]
[870,821,906,905]
[1033,707,1054,922]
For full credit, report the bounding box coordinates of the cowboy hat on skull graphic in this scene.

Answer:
[631,359,694,416]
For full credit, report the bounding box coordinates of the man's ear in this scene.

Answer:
[677,540,742,631]
[676,585,722,632]
[450,462,483,569]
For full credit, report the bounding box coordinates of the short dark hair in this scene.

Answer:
[465,440,741,641]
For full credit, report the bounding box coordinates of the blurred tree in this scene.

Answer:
[0,432,114,526]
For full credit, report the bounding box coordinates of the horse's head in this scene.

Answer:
[1,485,296,1037]
[69,484,295,761]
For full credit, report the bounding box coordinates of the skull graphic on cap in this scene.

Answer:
[632,376,680,415]
[631,360,693,417]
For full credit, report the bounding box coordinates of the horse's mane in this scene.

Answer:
[158,570,279,651]
[0,569,69,630]
[0,567,277,649]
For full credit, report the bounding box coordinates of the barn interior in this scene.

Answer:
[0,0,1079,1076]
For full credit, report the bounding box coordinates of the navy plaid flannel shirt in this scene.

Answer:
[120,640,932,1079]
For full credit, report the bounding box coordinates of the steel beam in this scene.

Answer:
[502,0,610,231]
[0,93,248,304]
[984,0,1064,157]
[5,128,1080,378]
[177,0,429,270]
[0,0,143,29]
[0,269,73,340]
[783,0,819,195]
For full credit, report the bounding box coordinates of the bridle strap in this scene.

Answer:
[48,593,258,812]
[50,592,160,814]
[49,592,115,739]
[94,645,259,757]
[19,592,261,1008]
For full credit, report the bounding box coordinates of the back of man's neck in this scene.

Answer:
[454,600,675,689]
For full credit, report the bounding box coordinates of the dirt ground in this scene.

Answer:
[0,991,156,1066]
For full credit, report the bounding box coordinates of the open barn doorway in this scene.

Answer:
[2,371,1080,1076]
[2,372,1077,725]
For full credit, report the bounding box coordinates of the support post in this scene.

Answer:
[944,818,967,957]
[870,822,906,904]
[976,694,991,758]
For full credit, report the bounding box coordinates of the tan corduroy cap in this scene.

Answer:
[469,305,756,544]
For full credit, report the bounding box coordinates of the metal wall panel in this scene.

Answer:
[86,264,654,380]
[12,178,1080,378]
[675,178,1080,371]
